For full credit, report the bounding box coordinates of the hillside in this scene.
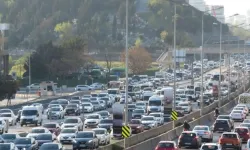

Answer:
[0,0,229,51]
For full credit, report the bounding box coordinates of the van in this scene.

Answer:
[147,95,163,114]
[20,106,43,127]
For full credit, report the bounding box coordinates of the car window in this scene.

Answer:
[222,134,237,138]
[182,133,196,138]
[157,142,174,148]
[201,145,219,150]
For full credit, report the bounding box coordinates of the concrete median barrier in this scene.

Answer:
[98,81,250,150]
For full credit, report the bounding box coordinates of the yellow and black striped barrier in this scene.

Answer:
[171,110,178,120]
[122,125,131,138]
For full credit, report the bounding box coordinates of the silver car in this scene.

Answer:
[58,128,78,144]
[193,125,213,142]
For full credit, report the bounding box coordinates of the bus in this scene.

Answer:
[238,93,250,109]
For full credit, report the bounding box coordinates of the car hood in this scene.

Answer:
[85,119,98,122]
[59,133,75,137]
[141,121,154,124]
[16,144,32,148]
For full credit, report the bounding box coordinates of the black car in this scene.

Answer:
[98,119,113,132]
[212,119,231,132]
[39,143,63,150]
[217,115,234,129]
[178,131,202,148]
[72,131,99,150]
[15,137,38,150]
[36,133,54,146]
[65,104,80,116]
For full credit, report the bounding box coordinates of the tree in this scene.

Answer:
[54,21,73,39]
[135,37,142,47]
[9,54,29,78]
[0,75,18,103]
[105,50,112,78]
[120,46,152,74]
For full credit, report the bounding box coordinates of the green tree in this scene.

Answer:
[54,21,73,38]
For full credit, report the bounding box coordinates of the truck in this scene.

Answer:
[160,87,173,115]
[238,93,250,109]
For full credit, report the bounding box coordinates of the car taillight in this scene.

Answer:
[194,136,199,140]
[204,132,209,134]
[154,146,159,150]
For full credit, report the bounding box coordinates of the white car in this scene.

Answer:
[230,110,246,121]
[135,101,147,110]
[47,107,65,119]
[120,95,132,104]
[148,113,164,126]
[141,116,157,130]
[235,104,249,115]
[61,117,84,131]
[27,83,40,90]
[30,103,44,114]
[26,127,51,138]
[0,109,15,117]
[82,102,94,113]
[200,143,221,150]
[178,102,192,114]
[233,107,248,116]
[0,119,8,134]
[58,128,78,144]
[0,113,16,126]
[193,125,213,142]
[75,85,93,91]
[90,83,104,90]
[84,114,102,128]
[92,128,111,145]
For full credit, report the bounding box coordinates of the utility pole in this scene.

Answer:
[200,13,204,116]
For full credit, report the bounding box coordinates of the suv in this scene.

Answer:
[234,127,250,143]
[218,132,241,150]
[178,131,202,148]
[212,119,231,132]
[217,115,234,129]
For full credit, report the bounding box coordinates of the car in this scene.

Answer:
[192,125,213,142]
[82,102,94,113]
[127,104,136,112]
[90,83,104,90]
[99,100,107,109]
[218,132,241,150]
[233,107,248,116]
[234,127,250,143]
[30,103,44,114]
[27,83,40,90]
[81,98,91,103]
[14,137,38,150]
[155,141,178,150]
[42,122,61,135]
[47,106,64,119]
[239,123,250,130]
[36,133,56,146]
[135,101,147,110]
[178,131,202,148]
[0,113,16,126]
[244,119,250,123]
[97,119,113,132]
[120,95,132,104]
[72,131,99,150]
[230,110,246,121]
[132,109,146,119]
[141,116,157,130]
[99,97,112,108]
[64,104,81,116]
[212,119,231,132]
[200,143,221,150]
[92,128,111,145]
[236,104,249,114]
[84,114,102,128]
[39,143,64,150]
[70,100,83,112]
[217,115,234,129]
[128,119,144,134]
[178,102,192,114]
[0,119,8,134]
[149,112,164,126]
[61,117,83,131]
[57,99,69,109]
[0,143,19,150]
[91,101,102,111]
[46,104,61,114]
[1,133,20,143]
[58,128,78,144]
[26,127,51,139]
[96,111,110,119]
[75,85,92,91]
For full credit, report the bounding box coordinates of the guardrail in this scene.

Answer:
[98,80,249,150]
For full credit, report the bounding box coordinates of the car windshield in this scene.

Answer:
[2,134,16,139]
[43,124,56,128]
[0,144,10,149]
[15,138,31,144]
[233,111,242,113]
[240,123,250,127]
[71,97,80,100]
[36,134,52,140]
[100,119,112,124]
[128,105,136,108]
[64,119,78,123]
[50,101,59,104]
[157,142,174,148]
[0,110,11,113]
[51,108,60,111]
[40,144,59,150]
[179,103,189,106]
[76,132,94,138]
[244,120,250,123]
[31,129,45,133]
[98,112,108,116]
[149,114,161,117]
[92,102,99,105]
[193,126,209,131]
[130,120,141,124]
[87,115,99,119]
[148,101,161,106]
[218,116,230,120]
[201,145,219,150]
[58,100,68,104]
[99,94,107,97]
[185,91,194,94]
[181,133,196,138]
[0,114,11,117]
[22,110,38,116]
[61,129,76,133]
[93,130,105,135]
[141,117,153,121]
[108,90,118,94]
[133,109,144,113]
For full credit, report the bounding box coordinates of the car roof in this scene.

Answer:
[92,128,107,131]
[222,132,237,135]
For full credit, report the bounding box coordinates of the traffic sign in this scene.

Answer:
[122,125,131,138]
[171,110,178,120]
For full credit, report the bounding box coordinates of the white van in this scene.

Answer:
[20,106,43,127]
[147,95,163,114]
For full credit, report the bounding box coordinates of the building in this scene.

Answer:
[208,5,225,23]
[189,0,206,11]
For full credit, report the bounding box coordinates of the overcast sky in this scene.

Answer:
[205,0,250,17]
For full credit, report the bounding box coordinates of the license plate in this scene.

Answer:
[219,128,223,130]
[185,143,191,145]
[80,144,85,147]
[226,143,232,145]
[26,122,30,123]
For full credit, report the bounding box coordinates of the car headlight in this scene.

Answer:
[72,139,77,143]
[33,118,38,120]
[88,140,93,143]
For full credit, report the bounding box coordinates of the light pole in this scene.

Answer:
[173,3,177,110]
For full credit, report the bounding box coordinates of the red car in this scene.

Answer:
[129,119,144,134]
[234,127,250,142]
[155,141,178,150]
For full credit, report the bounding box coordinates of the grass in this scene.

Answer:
[96,61,159,68]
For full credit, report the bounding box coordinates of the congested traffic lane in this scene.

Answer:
[172,109,249,150]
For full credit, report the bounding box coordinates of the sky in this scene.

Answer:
[205,0,250,17]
